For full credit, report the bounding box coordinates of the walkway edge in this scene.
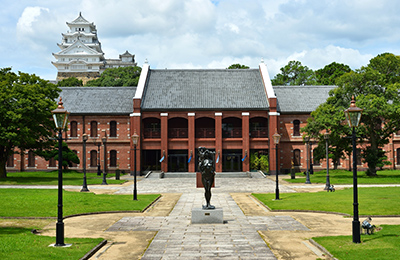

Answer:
[79,239,108,260]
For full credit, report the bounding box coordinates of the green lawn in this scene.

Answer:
[253,187,400,216]
[314,225,400,260]
[0,189,160,217]
[0,227,104,260]
[285,169,400,184]
[0,171,127,185]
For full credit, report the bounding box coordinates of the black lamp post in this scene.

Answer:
[324,132,330,190]
[345,95,363,244]
[101,131,108,185]
[132,130,139,200]
[51,97,69,247]
[304,136,311,184]
[272,131,281,200]
[81,134,89,192]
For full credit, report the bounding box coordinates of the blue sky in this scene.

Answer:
[1,0,400,80]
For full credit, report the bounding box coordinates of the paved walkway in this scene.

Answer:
[108,192,308,259]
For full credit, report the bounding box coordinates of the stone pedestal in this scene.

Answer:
[191,208,223,224]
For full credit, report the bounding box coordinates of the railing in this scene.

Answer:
[223,127,242,138]
[169,128,188,138]
[250,127,268,138]
[143,128,161,139]
[196,128,215,138]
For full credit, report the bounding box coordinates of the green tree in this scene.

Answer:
[85,66,142,86]
[227,64,249,69]
[302,102,352,169]
[315,62,352,85]
[57,77,83,87]
[304,53,400,176]
[36,142,80,169]
[271,60,317,86]
[0,68,60,178]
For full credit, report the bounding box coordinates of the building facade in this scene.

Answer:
[6,61,400,174]
[52,13,136,84]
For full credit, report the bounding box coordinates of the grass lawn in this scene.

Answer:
[284,169,400,184]
[0,189,160,217]
[253,187,400,216]
[0,171,127,185]
[313,225,400,260]
[0,226,104,260]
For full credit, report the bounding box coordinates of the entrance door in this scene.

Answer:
[168,150,188,172]
[222,150,242,172]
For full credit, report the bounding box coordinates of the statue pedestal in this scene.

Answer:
[191,208,223,224]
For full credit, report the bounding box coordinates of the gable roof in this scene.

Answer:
[141,69,269,111]
[54,39,102,56]
[274,85,336,113]
[59,87,136,115]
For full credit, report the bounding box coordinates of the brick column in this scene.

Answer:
[160,113,168,172]
[268,97,280,175]
[188,113,195,172]
[130,113,142,175]
[215,112,223,173]
[242,112,250,172]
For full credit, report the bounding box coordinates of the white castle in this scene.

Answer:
[52,12,137,83]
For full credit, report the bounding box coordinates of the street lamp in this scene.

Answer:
[51,97,69,247]
[304,136,311,184]
[132,130,139,200]
[324,132,330,190]
[81,134,89,192]
[101,131,108,185]
[272,131,281,200]
[344,95,363,244]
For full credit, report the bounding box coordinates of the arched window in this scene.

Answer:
[90,150,98,167]
[293,149,301,166]
[28,151,35,167]
[110,150,117,167]
[357,148,362,166]
[49,157,56,167]
[71,150,78,167]
[6,154,14,167]
[110,121,117,137]
[70,121,78,137]
[293,120,300,136]
[90,121,98,137]
[397,148,400,165]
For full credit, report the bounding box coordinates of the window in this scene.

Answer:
[110,121,117,137]
[293,149,301,166]
[28,151,35,167]
[90,121,98,137]
[90,150,98,167]
[49,157,56,167]
[357,148,362,166]
[70,121,78,137]
[397,148,400,165]
[6,154,14,167]
[110,150,117,167]
[293,120,300,136]
[71,150,78,167]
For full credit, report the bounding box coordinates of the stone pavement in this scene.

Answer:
[108,192,308,259]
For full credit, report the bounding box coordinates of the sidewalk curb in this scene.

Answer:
[79,239,107,260]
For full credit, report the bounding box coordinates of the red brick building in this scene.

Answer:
[6,61,400,174]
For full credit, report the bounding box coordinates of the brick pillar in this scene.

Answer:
[242,112,250,172]
[130,113,142,174]
[188,113,195,172]
[160,113,168,172]
[215,112,223,173]
[269,97,280,175]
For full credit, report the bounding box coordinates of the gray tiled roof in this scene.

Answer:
[274,85,336,113]
[141,69,269,111]
[59,87,136,114]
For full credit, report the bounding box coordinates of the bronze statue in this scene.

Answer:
[198,147,215,209]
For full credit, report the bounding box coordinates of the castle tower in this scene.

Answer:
[52,13,137,84]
